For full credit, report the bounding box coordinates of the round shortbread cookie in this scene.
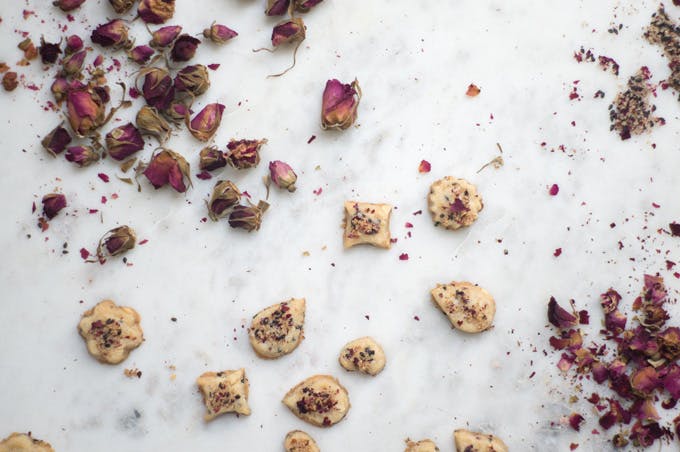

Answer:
[428,177,483,230]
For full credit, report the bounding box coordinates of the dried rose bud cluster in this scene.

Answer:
[206,180,269,232]
[548,275,680,448]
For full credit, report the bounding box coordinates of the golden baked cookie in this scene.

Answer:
[405,438,440,452]
[431,282,496,333]
[282,375,350,427]
[343,201,392,249]
[453,429,507,452]
[284,430,320,452]
[338,336,386,376]
[0,432,54,452]
[248,298,305,359]
[428,177,483,230]
[77,300,144,364]
[196,368,251,421]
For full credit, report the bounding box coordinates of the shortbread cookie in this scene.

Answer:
[453,429,508,452]
[431,282,496,333]
[0,433,54,452]
[77,300,144,364]
[196,368,251,421]
[248,298,305,359]
[405,438,440,452]
[338,337,386,376]
[284,430,320,452]
[282,375,350,427]
[343,201,392,249]
[428,177,483,230]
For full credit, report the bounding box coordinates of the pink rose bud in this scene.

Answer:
[186,103,225,142]
[174,64,210,97]
[136,105,171,142]
[97,225,136,262]
[39,38,62,64]
[226,138,267,169]
[199,146,227,171]
[294,0,323,12]
[51,78,70,104]
[203,23,238,44]
[42,193,67,219]
[65,145,100,167]
[143,149,191,192]
[149,25,182,48]
[109,0,135,14]
[67,87,106,137]
[91,19,132,49]
[269,160,297,192]
[265,0,290,16]
[137,67,175,110]
[128,45,154,64]
[163,100,190,124]
[208,180,241,220]
[321,78,361,130]
[65,35,84,54]
[228,201,269,232]
[62,50,87,76]
[138,0,175,24]
[271,18,305,47]
[53,0,86,12]
[106,123,145,161]
[42,125,72,157]
[170,34,201,62]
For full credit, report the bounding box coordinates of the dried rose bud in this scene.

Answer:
[137,67,174,110]
[163,100,190,124]
[93,85,111,104]
[138,0,175,24]
[91,19,132,49]
[149,25,182,48]
[109,0,135,14]
[226,138,266,169]
[294,0,322,12]
[186,103,224,142]
[67,87,106,137]
[321,78,361,130]
[170,34,200,62]
[65,145,99,166]
[106,123,145,161]
[18,38,38,61]
[199,146,227,171]
[42,193,67,219]
[39,38,62,64]
[62,49,87,76]
[228,201,269,232]
[271,18,305,47]
[2,72,18,92]
[42,125,72,156]
[208,180,241,220]
[53,0,86,12]
[136,105,171,142]
[203,23,237,44]
[128,45,154,65]
[143,149,191,192]
[98,225,136,261]
[51,77,77,104]
[65,35,84,54]
[266,0,290,16]
[269,160,297,192]
[174,64,210,97]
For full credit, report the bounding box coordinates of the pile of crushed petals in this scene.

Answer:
[547,274,680,449]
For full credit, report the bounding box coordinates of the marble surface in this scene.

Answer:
[1,0,680,451]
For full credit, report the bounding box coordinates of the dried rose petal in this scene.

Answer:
[418,160,431,173]
[186,103,224,142]
[91,19,131,49]
[600,289,622,314]
[65,35,84,54]
[39,38,61,64]
[568,413,585,432]
[66,87,106,137]
[630,421,665,447]
[170,34,200,62]
[138,0,175,24]
[663,365,680,399]
[137,67,174,110]
[109,0,135,14]
[97,225,136,262]
[62,50,87,76]
[591,361,608,384]
[321,78,361,130]
[128,45,154,64]
[106,123,145,161]
[604,310,627,335]
[449,198,469,214]
[136,105,171,142]
[53,0,86,12]
[271,18,305,47]
[41,125,72,156]
[658,327,680,360]
[642,274,666,304]
[199,146,226,171]
[2,72,18,92]
[265,0,290,16]
[549,184,559,196]
[18,38,38,61]
[633,399,660,422]
[42,193,67,219]
[548,297,578,329]
[630,366,660,396]
[203,23,237,44]
[549,329,582,350]
[226,138,266,169]
[269,160,297,192]
[174,64,210,97]
[294,0,323,12]
[149,25,182,48]
[65,145,99,166]
[208,180,241,220]
[143,149,191,193]
[228,201,269,232]
[466,83,481,97]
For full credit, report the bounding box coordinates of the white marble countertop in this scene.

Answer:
[1,0,680,451]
